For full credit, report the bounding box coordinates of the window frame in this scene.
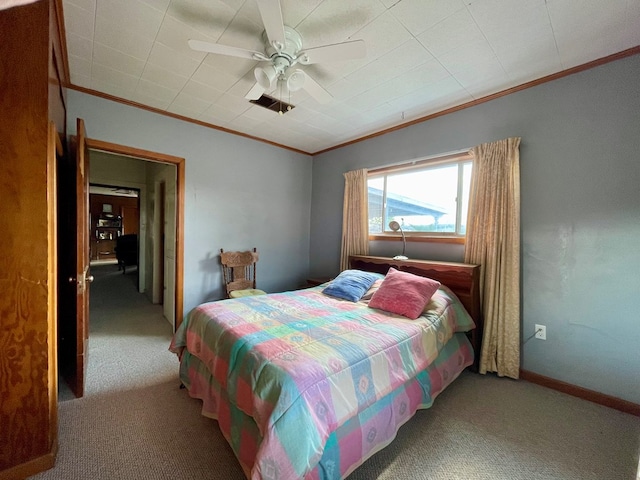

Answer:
[367,151,473,244]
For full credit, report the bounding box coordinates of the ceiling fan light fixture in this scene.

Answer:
[284,68,305,92]
[255,65,278,89]
[189,1,367,106]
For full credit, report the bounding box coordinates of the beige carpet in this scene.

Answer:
[32,265,640,480]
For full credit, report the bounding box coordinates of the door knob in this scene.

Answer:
[86,275,94,283]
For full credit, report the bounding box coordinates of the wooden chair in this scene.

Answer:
[220,247,266,298]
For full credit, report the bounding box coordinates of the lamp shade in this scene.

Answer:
[254,65,278,89]
[388,220,408,260]
[284,68,306,92]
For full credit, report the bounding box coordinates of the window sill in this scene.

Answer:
[369,235,465,245]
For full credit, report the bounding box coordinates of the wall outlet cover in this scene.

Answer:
[535,324,546,340]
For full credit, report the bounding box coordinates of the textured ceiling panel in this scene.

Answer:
[62,0,640,153]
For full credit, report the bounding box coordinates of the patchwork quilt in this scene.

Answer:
[170,286,474,479]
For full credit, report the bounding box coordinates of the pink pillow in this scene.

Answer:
[368,267,441,319]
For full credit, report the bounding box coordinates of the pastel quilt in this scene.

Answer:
[170,286,474,479]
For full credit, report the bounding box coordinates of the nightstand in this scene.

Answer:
[305,277,332,287]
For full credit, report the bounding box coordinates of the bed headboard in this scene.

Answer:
[349,255,483,370]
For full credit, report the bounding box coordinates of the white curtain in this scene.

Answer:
[340,169,369,271]
[465,137,521,379]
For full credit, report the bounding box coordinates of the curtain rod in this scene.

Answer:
[367,147,472,175]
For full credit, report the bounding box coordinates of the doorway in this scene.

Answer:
[85,138,185,330]
[88,185,141,296]
[57,131,185,399]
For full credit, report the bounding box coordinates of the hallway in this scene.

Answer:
[59,264,176,400]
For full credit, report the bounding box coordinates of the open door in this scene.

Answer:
[74,118,92,397]
[59,118,91,397]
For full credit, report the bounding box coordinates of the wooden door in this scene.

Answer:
[59,119,91,398]
[74,118,91,397]
[121,204,139,235]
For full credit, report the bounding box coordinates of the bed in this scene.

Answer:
[170,255,482,480]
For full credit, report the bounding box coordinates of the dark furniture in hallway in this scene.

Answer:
[115,234,138,274]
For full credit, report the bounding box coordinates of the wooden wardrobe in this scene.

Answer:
[0,0,68,477]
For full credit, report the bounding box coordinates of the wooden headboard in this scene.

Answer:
[349,255,483,370]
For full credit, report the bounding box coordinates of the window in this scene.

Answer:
[368,153,472,238]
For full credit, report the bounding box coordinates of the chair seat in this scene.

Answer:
[229,289,267,298]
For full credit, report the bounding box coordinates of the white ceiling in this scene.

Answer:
[62,0,640,154]
[89,185,139,197]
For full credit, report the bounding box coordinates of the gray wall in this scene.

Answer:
[68,90,313,316]
[310,55,640,404]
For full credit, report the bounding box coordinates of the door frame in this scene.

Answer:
[85,137,185,329]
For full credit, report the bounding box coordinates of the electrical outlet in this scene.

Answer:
[535,324,546,340]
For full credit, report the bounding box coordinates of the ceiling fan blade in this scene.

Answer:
[245,82,266,100]
[256,0,286,49]
[301,74,333,104]
[297,40,366,65]
[188,39,267,61]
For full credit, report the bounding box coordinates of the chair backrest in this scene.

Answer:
[116,234,137,251]
[220,247,260,298]
[115,234,138,264]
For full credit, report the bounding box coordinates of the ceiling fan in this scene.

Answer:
[188,0,366,106]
